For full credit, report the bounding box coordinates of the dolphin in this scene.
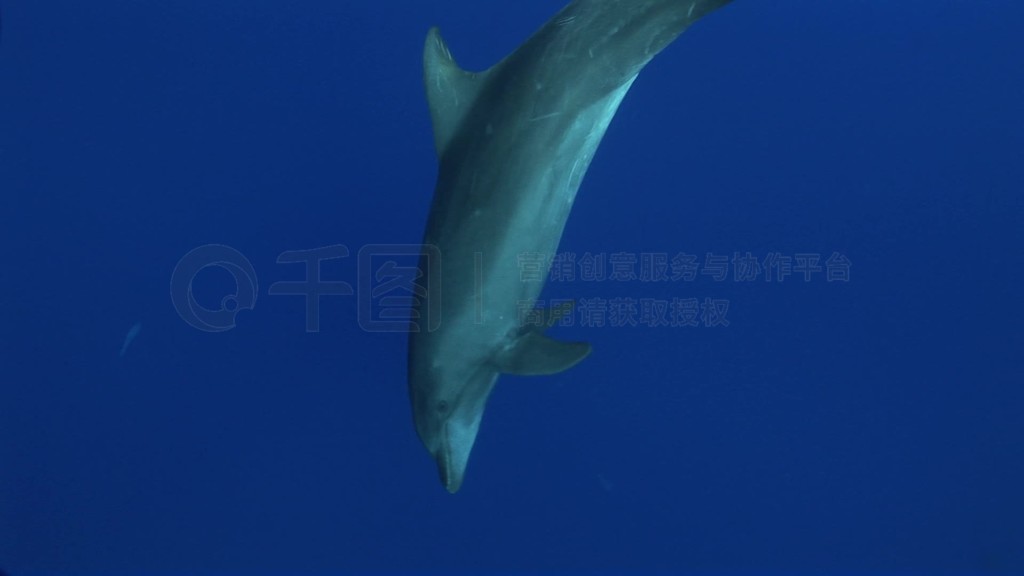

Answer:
[409,0,735,493]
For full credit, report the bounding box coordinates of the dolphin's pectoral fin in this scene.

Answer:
[423,27,491,158]
[496,331,592,376]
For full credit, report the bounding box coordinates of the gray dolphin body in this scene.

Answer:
[409,0,734,493]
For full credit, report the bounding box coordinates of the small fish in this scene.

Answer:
[119,321,142,357]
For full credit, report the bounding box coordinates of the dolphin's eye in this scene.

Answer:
[436,400,450,414]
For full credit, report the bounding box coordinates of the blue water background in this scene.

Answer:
[1,0,1022,571]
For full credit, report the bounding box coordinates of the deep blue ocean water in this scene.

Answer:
[1,0,1023,572]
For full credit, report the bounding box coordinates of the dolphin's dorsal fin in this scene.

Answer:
[423,27,489,157]
[496,331,592,376]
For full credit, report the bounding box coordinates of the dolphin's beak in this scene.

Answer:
[433,421,472,493]
[436,454,464,494]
